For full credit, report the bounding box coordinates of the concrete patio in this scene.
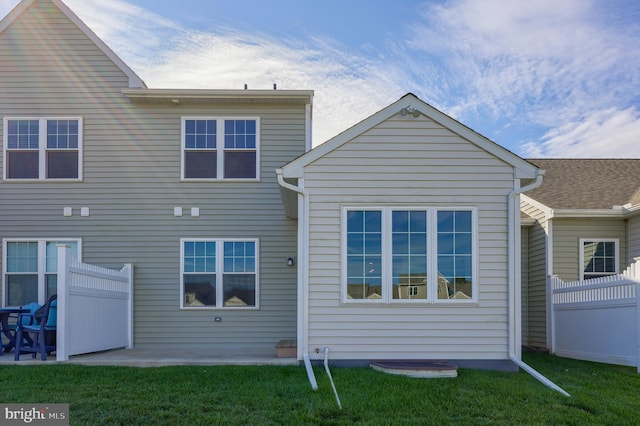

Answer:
[0,347,299,367]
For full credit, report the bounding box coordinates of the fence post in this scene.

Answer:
[636,282,640,374]
[56,245,70,361]
[546,275,558,354]
[125,264,134,349]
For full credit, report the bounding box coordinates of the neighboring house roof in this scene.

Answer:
[0,0,146,88]
[526,159,640,210]
[280,93,539,180]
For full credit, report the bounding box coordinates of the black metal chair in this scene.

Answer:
[14,295,57,361]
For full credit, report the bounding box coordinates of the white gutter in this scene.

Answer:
[508,171,570,397]
[276,169,310,366]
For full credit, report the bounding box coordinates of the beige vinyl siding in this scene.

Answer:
[627,215,640,264]
[552,218,627,282]
[519,202,549,349]
[303,115,515,360]
[0,2,305,350]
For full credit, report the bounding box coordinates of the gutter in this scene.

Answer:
[508,171,570,397]
[276,169,310,363]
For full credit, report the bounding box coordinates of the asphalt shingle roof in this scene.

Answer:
[525,159,640,210]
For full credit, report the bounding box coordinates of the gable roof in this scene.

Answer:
[280,93,539,179]
[525,159,640,210]
[0,0,146,88]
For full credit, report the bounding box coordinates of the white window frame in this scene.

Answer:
[341,206,478,304]
[579,238,619,280]
[3,117,83,181]
[2,238,82,306]
[180,238,260,309]
[180,117,260,181]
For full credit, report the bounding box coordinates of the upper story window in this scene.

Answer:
[3,118,82,180]
[344,207,476,303]
[182,117,259,180]
[580,239,618,280]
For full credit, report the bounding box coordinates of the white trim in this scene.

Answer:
[2,238,82,306]
[180,117,260,182]
[579,238,620,281]
[3,117,83,181]
[340,205,478,304]
[179,238,260,310]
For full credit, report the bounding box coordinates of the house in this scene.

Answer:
[278,94,543,369]
[2,0,550,371]
[0,0,312,354]
[520,159,640,350]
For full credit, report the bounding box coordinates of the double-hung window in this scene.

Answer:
[3,239,80,306]
[580,239,618,280]
[181,239,258,308]
[344,207,476,303]
[3,117,82,180]
[182,117,259,180]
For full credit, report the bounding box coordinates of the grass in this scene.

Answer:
[0,352,637,425]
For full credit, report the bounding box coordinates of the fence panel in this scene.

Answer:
[56,246,133,361]
[548,269,639,372]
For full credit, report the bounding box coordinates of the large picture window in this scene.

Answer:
[580,239,618,280]
[3,239,80,306]
[344,207,476,303]
[182,117,259,180]
[3,118,82,180]
[181,239,258,308]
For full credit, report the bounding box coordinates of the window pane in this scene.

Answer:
[223,241,256,273]
[47,119,79,149]
[6,274,38,306]
[223,274,255,307]
[582,241,616,277]
[185,151,217,178]
[184,274,216,306]
[7,151,39,178]
[7,119,39,149]
[224,151,256,179]
[185,119,216,149]
[184,241,215,273]
[346,210,382,300]
[437,210,473,299]
[47,151,79,179]
[46,274,57,300]
[224,119,257,149]
[6,242,38,272]
[392,210,427,300]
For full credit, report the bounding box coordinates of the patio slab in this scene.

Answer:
[0,347,299,367]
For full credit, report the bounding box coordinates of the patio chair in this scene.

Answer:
[14,295,57,361]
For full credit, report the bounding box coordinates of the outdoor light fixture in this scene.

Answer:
[287,257,295,266]
[400,107,421,117]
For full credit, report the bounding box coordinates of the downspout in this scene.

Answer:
[276,169,314,387]
[508,171,570,397]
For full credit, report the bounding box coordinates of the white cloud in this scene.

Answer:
[406,0,640,156]
[521,107,640,158]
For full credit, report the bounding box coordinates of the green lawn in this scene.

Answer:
[0,352,637,425]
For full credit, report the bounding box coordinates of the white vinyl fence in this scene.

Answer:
[56,246,133,361]
[547,258,640,373]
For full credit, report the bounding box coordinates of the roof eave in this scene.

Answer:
[122,88,314,104]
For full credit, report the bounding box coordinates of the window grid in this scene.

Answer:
[182,117,259,180]
[4,117,82,180]
[344,207,475,303]
[182,239,258,309]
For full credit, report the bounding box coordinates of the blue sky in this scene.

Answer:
[1,0,639,157]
